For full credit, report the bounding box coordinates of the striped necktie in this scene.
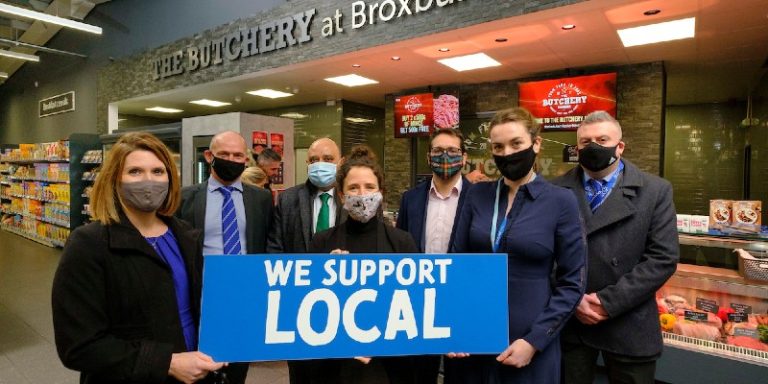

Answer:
[587,178,607,212]
[218,186,242,255]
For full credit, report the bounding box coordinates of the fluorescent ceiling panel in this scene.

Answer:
[437,53,501,72]
[0,49,39,62]
[345,117,374,123]
[324,74,379,87]
[0,72,7,78]
[0,3,102,34]
[146,106,183,113]
[247,89,294,98]
[190,99,232,107]
[280,112,308,119]
[617,17,696,47]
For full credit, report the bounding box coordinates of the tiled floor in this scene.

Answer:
[0,229,288,384]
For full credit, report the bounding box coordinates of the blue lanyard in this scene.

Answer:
[491,179,507,253]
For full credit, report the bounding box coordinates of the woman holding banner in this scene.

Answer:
[52,132,225,384]
[445,107,586,384]
[309,145,432,384]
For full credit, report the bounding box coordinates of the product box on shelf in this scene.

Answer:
[732,201,762,233]
[709,200,732,229]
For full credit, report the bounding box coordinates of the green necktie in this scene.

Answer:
[316,193,331,233]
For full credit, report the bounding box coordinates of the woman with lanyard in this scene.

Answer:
[52,132,225,383]
[444,107,587,384]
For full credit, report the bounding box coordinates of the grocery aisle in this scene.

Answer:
[0,229,288,383]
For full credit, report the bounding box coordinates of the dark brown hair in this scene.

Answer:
[337,145,384,191]
[488,107,541,141]
[430,128,466,153]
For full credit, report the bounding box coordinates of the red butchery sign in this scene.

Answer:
[394,93,434,138]
[519,73,617,131]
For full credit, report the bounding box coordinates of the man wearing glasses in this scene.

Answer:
[395,128,471,383]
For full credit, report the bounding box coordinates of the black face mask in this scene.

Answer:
[211,156,245,182]
[578,142,619,172]
[493,145,536,181]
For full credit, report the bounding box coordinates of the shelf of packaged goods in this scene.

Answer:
[0,224,60,248]
[8,194,70,205]
[1,211,70,229]
[8,177,69,184]
[0,159,70,164]
[1,194,11,200]
[1,181,10,185]
[80,161,102,165]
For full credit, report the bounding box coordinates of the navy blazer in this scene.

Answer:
[552,160,679,357]
[396,175,470,253]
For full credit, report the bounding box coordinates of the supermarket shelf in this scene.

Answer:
[8,194,70,206]
[0,224,62,248]
[1,210,70,228]
[8,177,70,184]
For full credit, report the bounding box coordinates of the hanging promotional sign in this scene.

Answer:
[394,93,434,138]
[39,91,75,118]
[199,253,509,362]
[518,73,617,131]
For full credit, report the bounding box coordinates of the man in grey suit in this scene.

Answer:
[553,111,679,384]
[267,137,342,384]
[176,130,273,384]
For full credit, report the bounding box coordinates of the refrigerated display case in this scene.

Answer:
[656,233,768,383]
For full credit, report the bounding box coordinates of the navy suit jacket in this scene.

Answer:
[396,175,470,253]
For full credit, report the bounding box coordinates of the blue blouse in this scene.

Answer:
[146,229,196,351]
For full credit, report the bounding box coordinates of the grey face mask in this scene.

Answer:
[120,180,169,212]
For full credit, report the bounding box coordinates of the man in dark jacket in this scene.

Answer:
[395,128,471,383]
[266,137,343,383]
[176,130,273,384]
[553,111,679,384]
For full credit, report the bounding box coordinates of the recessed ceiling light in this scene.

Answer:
[280,112,308,119]
[391,56,401,61]
[495,38,508,43]
[561,24,576,30]
[644,9,661,16]
[246,89,294,98]
[438,47,451,52]
[0,49,39,62]
[437,53,501,72]
[345,117,375,123]
[0,72,7,78]
[617,17,695,47]
[117,118,127,122]
[324,74,379,87]
[146,106,183,113]
[190,99,232,107]
[352,64,361,68]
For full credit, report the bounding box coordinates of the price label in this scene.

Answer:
[684,310,709,322]
[733,327,759,339]
[695,297,719,314]
[728,313,747,323]
[730,303,752,314]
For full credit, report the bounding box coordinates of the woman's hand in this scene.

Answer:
[496,339,536,368]
[330,249,349,255]
[445,352,471,358]
[354,356,372,364]
[168,351,226,384]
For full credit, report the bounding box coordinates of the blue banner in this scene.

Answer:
[199,253,508,362]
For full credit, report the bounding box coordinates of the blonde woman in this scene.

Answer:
[52,132,225,383]
[241,166,269,189]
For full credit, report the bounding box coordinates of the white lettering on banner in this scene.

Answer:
[385,290,418,340]
[343,289,381,342]
[263,257,453,345]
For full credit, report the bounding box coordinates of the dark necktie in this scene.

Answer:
[316,193,331,233]
[218,186,242,254]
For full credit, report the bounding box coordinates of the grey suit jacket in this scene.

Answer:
[176,180,273,254]
[267,179,345,254]
[552,159,679,357]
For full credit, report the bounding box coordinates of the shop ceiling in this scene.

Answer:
[3,0,768,119]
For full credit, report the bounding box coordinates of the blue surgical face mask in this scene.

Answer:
[307,161,337,188]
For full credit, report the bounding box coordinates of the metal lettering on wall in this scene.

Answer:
[151,0,466,81]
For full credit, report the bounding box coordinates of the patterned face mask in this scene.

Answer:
[429,152,464,180]
[343,192,383,223]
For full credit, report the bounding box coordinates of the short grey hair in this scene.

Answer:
[257,148,282,165]
[581,111,622,137]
